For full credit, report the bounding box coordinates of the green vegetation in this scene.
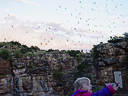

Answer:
[46,49,59,52]
[30,46,40,52]
[66,50,83,61]
[66,56,71,59]
[0,42,4,47]
[28,63,35,68]
[20,46,29,54]
[109,35,123,41]
[38,53,44,58]
[25,52,34,58]
[13,50,23,58]
[52,71,62,80]
[9,41,40,53]
[74,71,80,77]
[66,50,81,57]
[107,32,128,43]
[0,49,10,59]
[46,49,54,52]
[90,45,99,59]
[77,62,88,71]
[9,41,21,47]
[76,53,83,61]
[92,85,100,93]
[57,57,62,60]
[123,32,128,42]
[0,41,41,59]
[87,75,92,80]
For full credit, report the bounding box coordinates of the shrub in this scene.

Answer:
[123,32,128,42]
[38,53,44,58]
[9,41,21,47]
[26,52,34,58]
[90,45,99,59]
[53,71,62,80]
[20,45,29,54]
[76,53,83,61]
[0,49,10,59]
[10,52,14,56]
[108,35,124,43]
[67,50,81,58]
[57,57,62,60]
[28,63,35,68]
[77,63,87,71]
[47,49,54,52]
[87,75,92,80]
[67,50,83,61]
[67,56,71,59]
[14,50,23,58]
[74,71,80,76]
[30,46,40,51]
[92,85,100,93]
[0,42,4,47]
[46,49,59,52]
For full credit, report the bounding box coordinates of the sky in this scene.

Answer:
[0,0,128,52]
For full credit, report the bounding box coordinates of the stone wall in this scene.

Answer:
[0,51,93,96]
[95,39,128,93]
[0,39,128,95]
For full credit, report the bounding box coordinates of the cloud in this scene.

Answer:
[13,0,41,8]
[0,14,94,51]
[14,0,27,3]
[0,26,92,51]
[1,12,128,51]
[46,22,70,33]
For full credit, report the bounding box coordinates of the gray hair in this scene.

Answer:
[74,77,90,90]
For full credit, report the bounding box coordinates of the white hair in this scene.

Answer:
[74,77,90,90]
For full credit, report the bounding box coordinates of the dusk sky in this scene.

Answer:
[0,0,128,51]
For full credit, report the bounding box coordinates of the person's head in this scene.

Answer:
[74,77,92,92]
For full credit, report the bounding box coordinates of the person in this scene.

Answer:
[72,77,118,96]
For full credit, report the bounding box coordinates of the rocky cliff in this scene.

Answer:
[0,38,128,96]
[0,42,93,96]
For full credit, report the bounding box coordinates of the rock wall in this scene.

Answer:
[95,39,128,93]
[0,39,128,95]
[0,50,94,96]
